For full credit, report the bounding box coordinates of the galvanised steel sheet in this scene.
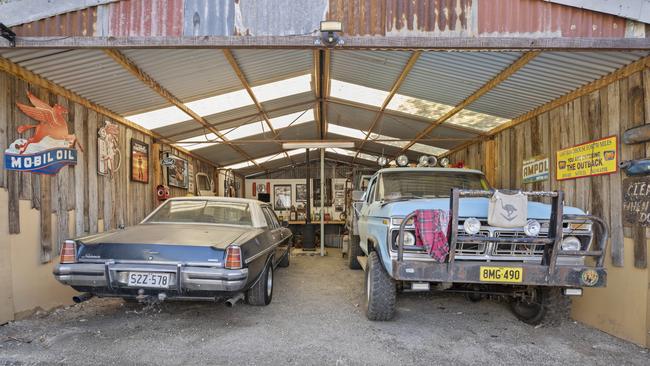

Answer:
[331,50,413,93]
[121,49,245,102]
[231,49,313,87]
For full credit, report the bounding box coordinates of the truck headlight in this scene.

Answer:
[402,231,416,246]
[396,154,409,167]
[463,217,481,235]
[523,219,541,237]
[561,236,581,251]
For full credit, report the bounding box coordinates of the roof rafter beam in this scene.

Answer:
[353,51,421,162]
[312,49,321,138]
[0,54,218,168]
[322,49,331,139]
[401,51,541,152]
[102,49,261,169]
[222,49,295,165]
[442,54,650,158]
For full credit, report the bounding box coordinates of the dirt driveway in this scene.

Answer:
[1,250,648,365]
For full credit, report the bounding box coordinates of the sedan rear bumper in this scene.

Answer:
[54,262,248,296]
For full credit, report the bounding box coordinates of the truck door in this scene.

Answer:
[358,176,377,253]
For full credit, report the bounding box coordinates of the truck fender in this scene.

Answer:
[367,237,393,275]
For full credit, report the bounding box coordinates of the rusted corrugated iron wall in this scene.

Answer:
[328,0,473,36]
[10,7,98,36]
[478,0,628,37]
[8,0,647,38]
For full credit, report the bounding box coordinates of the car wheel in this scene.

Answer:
[278,248,290,268]
[348,235,362,270]
[510,287,569,326]
[363,252,396,321]
[246,262,274,306]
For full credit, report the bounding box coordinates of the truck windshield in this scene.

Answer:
[377,171,489,200]
[145,200,252,226]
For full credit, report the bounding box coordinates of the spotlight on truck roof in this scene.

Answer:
[396,155,409,167]
[439,157,450,167]
[377,156,388,167]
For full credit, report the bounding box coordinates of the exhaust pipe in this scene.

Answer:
[72,293,94,303]
[225,293,245,307]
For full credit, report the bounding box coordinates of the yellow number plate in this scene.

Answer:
[479,266,523,283]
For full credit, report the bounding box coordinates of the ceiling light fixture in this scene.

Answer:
[282,141,355,149]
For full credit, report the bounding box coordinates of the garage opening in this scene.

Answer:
[1,0,650,359]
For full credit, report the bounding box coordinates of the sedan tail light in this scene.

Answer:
[225,246,242,269]
[60,240,77,264]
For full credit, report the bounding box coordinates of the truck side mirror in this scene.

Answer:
[352,190,365,201]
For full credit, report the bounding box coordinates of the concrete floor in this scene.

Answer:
[0,249,648,365]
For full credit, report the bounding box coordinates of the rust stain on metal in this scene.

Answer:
[477,0,626,38]
[105,0,184,37]
[328,0,473,36]
[11,7,97,37]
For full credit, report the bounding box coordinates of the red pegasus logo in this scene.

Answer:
[15,92,84,154]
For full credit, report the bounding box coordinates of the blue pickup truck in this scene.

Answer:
[348,160,608,325]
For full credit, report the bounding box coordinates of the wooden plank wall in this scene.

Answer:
[0,71,216,262]
[449,69,650,268]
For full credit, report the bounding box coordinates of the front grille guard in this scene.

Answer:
[397,189,609,275]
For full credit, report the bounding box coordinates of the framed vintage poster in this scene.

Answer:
[274,185,292,210]
[295,184,307,202]
[166,154,189,189]
[556,135,618,181]
[130,139,149,183]
[98,121,121,178]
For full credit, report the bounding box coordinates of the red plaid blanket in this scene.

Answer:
[414,209,450,262]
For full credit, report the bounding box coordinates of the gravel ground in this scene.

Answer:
[1,249,648,365]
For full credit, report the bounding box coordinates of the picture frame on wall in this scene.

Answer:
[274,184,292,210]
[295,184,307,202]
[166,153,189,189]
[130,139,149,183]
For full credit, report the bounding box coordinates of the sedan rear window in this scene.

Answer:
[145,200,252,226]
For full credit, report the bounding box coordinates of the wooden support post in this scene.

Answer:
[40,174,52,263]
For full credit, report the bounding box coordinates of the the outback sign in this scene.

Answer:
[522,155,549,184]
[3,92,82,174]
[623,176,650,226]
[556,136,617,180]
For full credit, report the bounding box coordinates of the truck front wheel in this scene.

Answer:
[510,287,570,326]
[348,235,362,270]
[363,252,396,321]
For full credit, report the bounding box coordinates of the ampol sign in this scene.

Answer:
[4,92,82,174]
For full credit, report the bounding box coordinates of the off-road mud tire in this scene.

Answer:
[348,235,362,270]
[363,252,396,321]
[510,287,570,326]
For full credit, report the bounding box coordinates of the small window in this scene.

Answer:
[262,207,279,229]
[366,178,376,203]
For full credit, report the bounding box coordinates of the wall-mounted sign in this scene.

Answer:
[556,136,618,181]
[130,139,149,183]
[187,161,195,194]
[165,154,188,189]
[4,92,81,174]
[522,155,549,184]
[161,156,175,167]
[622,176,650,226]
[98,121,120,177]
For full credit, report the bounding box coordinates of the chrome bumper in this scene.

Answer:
[54,262,248,293]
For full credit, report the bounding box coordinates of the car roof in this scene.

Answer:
[375,167,485,175]
[166,196,267,206]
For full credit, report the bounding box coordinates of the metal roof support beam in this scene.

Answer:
[442,54,650,157]
[321,49,331,139]
[0,54,218,168]
[353,51,421,162]
[401,51,540,152]
[5,36,650,50]
[103,49,261,169]
[222,49,295,165]
[312,49,321,138]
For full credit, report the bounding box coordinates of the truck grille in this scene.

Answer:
[455,230,489,255]
[492,231,547,256]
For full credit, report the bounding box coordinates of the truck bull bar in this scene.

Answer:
[395,189,609,287]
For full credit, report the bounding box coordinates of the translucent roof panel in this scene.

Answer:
[252,74,312,103]
[185,89,254,116]
[327,124,448,156]
[330,80,388,108]
[386,94,453,121]
[127,106,191,130]
[327,148,378,163]
[444,109,510,131]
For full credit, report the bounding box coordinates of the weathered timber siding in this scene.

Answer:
[0,70,215,260]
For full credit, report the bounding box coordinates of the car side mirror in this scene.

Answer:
[352,190,365,201]
[281,220,289,228]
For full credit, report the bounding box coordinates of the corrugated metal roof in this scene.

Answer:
[183,0,234,36]
[231,49,313,87]
[398,51,524,107]
[121,49,243,102]
[10,6,97,36]
[331,50,412,92]
[467,51,649,119]
[0,49,169,115]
